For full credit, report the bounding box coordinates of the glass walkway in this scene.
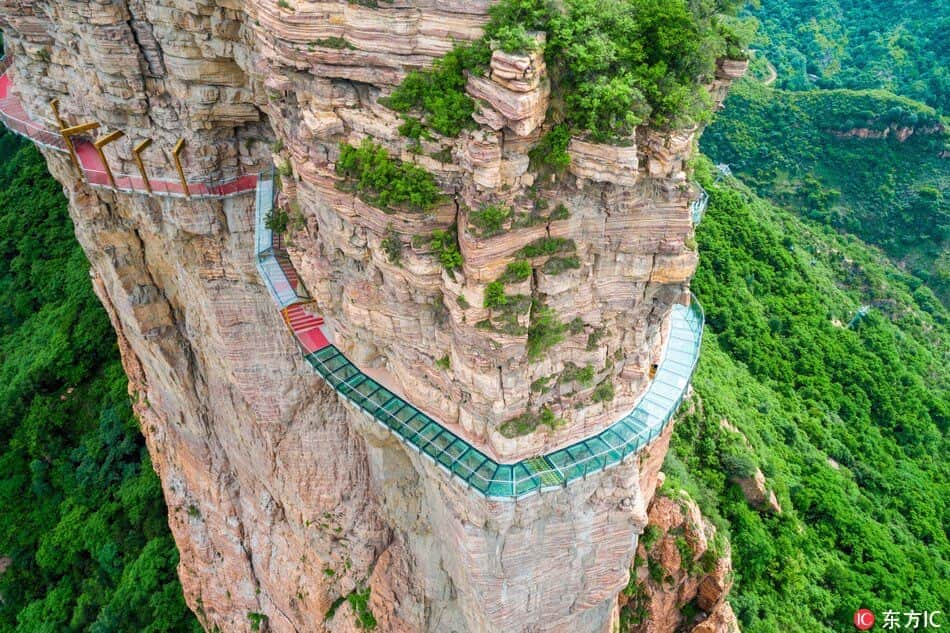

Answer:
[254,173,705,501]
[0,53,705,501]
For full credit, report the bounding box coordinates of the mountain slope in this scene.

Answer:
[667,157,948,632]
[0,133,199,632]
[702,80,948,302]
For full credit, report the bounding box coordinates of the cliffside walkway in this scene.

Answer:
[254,176,705,500]
[0,57,705,501]
[0,58,256,199]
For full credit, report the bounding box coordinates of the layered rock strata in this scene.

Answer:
[0,1,742,631]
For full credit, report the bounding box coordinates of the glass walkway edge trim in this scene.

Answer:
[691,184,709,225]
[254,174,705,501]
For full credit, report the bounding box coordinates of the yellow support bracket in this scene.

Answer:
[93,129,125,189]
[59,121,100,182]
[172,138,190,198]
[132,138,153,194]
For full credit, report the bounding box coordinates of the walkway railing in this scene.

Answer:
[0,55,257,200]
[691,184,709,225]
[253,176,704,500]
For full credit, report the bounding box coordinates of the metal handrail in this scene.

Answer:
[303,300,703,498]
[252,160,704,498]
[0,55,257,199]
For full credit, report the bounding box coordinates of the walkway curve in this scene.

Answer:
[0,55,705,501]
[254,175,705,500]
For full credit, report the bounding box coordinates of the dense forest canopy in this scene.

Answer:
[0,132,199,632]
[385,0,752,143]
[665,158,948,633]
[701,81,949,302]
[748,0,948,112]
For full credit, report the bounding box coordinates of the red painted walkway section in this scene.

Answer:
[1,56,329,356]
[283,304,330,353]
[0,62,257,198]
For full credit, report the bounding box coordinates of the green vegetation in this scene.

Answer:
[336,140,442,213]
[499,406,564,438]
[0,132,199,631]
[347,586,377,630]
[381,43,489,137]
[640,524,662,551]
[384,0,750,142]
[324,584,376,629]
[499,260,532,283]
[548,203,570,221]
[381,224,402,265]
[469,203,512,238]
[526,299,566,359]
[591,380,615,403]
[541,255,580,275]
[310,37,353,50]
[747,0,949,111]
[528,124,571,173]
[248,612,268,631]
[666,161,948,633]
[426,228,463,276]
[436,355,451,370]
[702,81,948,300]
[560,363,595,387]
[517,236,575,259]
[265,206,289,234]
[484,281,508,308]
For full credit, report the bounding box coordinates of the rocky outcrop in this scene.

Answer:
[733,468,782,515]
[0,1,744,631]
[618,484,739,633]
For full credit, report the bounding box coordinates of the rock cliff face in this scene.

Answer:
[0,2,744,632]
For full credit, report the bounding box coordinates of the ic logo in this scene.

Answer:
[855,609,876,630]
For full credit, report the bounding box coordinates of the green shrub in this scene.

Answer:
[568,316,585,335]
[531,375,553,393]
[265,207,289,234]
[382,43,490,137]
[484,281,508,308]
[517,236,576,258]
[381,224,402,265]
[248,613,268,632]
[499,406,564,437]
[347,587,377,630]
[336,140,442,212]
[500,260,533,283]
[641,524,662,551]
[310,37,353,49]
[720,445,758,479]
[592,379,615,403]
[527,300,566,359]
[427,229,463,274]
[397,116,432,141]
[489,23,537,54]
[469,204,512,237]
[561,363,595,387]
[436,354,451,370]
[542,255,581,275]
[529,124,572,173]
[549,203,570,221]
[428,147,454,164]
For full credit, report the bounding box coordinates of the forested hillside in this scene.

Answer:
[667,157,948,632]
[748,0,947,111]
[701,81,948,302]
[0,132,198,632]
